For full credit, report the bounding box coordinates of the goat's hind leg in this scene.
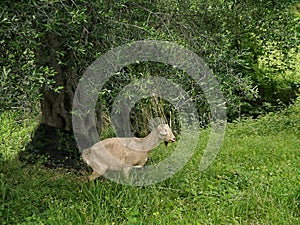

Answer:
[88,162,107,182]
[88,170,103,181]
[88,171,99,181]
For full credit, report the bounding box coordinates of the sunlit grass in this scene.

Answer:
[0,111,38,160]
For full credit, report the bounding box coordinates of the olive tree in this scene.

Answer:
[1,0,299,167]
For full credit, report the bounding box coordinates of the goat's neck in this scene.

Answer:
[141,128,162,151]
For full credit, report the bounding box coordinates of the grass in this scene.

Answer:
[0,100,300,224]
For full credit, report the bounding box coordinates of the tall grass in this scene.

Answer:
[0,99,299,224]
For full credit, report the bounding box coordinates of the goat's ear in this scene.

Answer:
[157,125,167,136]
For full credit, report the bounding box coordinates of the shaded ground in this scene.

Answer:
[18,123,83,170]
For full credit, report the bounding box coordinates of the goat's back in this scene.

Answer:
[85,137,149,169]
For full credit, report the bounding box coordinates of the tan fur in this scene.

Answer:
[82,124,176,181]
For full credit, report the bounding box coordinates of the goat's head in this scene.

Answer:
[157,124,176,147]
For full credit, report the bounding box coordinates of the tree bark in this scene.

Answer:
[19,32,101,169]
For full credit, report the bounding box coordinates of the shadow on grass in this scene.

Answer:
[18,123,85,171]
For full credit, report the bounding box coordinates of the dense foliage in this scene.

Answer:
[1,0,300,123]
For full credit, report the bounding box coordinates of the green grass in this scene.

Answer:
[0,111,38,160]
[1,100,300,224]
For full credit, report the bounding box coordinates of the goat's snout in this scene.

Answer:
[158,123,176,145]
[168,132,176,143]
[164,132,176,147]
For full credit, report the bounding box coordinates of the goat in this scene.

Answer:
[82,124,176,181]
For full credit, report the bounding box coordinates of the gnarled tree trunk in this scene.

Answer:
[19,32,102,169]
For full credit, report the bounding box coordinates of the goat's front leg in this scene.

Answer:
[123,165,144,179]
[123,167,132,178]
